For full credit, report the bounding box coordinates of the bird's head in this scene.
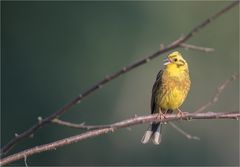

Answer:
[164,51,189,71]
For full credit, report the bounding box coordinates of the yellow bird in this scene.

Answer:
[141,51,191,145]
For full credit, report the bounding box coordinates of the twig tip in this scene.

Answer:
[37,116,42,123]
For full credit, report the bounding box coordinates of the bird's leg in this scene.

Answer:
[177,108,188,118]
[157,108,167,121]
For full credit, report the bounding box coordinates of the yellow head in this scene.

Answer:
[164,51,189,72]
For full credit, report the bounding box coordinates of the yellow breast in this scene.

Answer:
[157,86,187,110]
[156,68,190,111]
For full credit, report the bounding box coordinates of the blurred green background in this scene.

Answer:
[1,1,239,166]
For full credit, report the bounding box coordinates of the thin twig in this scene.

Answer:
[169,122,200,140]
[24,155,28,167]
[195,73,239,113]
[1,112,239,166]
[1,1,239,155]
[180,43,214,52]
[52,119,109,130]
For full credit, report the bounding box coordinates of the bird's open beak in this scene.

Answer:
[163,58,171,66]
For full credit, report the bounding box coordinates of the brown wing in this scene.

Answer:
[151,70,163,114]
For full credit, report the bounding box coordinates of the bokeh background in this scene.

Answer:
[1,1,239,166]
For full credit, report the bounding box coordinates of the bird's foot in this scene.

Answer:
[157,113,167,121]
[177,108,188,119]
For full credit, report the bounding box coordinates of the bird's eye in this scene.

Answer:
[174,58,178,62]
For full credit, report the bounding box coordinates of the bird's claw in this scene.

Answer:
[157,113,167,121]
[177,108,188,118]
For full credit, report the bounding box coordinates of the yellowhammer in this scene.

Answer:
[141,51,191,145]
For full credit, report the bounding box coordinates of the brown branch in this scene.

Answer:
[1,1,239,155]
[195,73,239,113]
[51,118,202,140]
[1,112,239,166]
[51,72,239,130]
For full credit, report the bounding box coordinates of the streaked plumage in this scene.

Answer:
[141,51,191,145]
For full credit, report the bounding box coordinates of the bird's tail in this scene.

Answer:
[141,123,162,145]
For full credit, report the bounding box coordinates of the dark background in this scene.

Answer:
[1,1,239,166]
